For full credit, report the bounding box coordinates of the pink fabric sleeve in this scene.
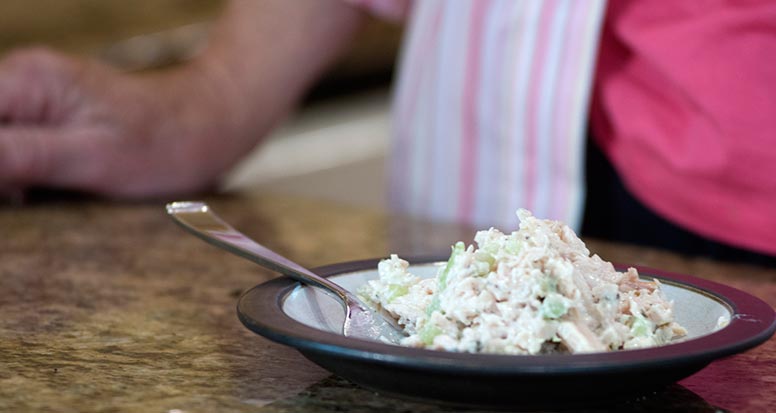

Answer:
[344,0,411,22]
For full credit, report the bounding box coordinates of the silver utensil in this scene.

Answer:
[166,201,405,343]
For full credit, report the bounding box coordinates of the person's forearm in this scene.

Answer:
[192,0,367,147]
[0,0,366,198]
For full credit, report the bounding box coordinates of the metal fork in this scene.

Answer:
[166,201,405,343]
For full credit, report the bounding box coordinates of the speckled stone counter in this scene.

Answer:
[1,194,774,412]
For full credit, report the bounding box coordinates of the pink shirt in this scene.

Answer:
[591,0,776,255]
[350,0,776,255]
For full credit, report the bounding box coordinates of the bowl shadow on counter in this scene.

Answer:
[261,375,725,412]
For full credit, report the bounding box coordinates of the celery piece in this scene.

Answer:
[384,284,409,303]
[541,293,568,319]
[474,251,495,265]
[505,237,521,255]
[481,241,500,255]
[419,324,442,345]
[426,295,441,316]
[424,242,464,317]
[630,315,652,337]
[540,277,558,296]
[474,251,495,276]
[439,241,465,291]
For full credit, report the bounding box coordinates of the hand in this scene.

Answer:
[0,48,244,199]
[0,0,366,200]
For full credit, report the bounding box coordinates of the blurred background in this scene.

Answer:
[0,0,403,209]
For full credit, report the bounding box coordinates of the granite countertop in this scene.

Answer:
[1,194,774,412]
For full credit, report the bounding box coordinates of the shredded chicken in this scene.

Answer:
[359,209,687,355]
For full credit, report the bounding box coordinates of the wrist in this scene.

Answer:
[142,55,264,146]
[119,58,260,190]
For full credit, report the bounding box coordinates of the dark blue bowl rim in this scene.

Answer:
[236,256,776,375]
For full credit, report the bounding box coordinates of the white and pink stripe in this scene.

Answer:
[358,0,606,231]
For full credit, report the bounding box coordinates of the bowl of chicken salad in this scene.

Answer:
[237,210,776,405]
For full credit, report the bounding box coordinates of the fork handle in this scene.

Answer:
[166,201,352,303]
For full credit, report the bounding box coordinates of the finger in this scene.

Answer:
[0,126,105,191]
[0,48,77,124]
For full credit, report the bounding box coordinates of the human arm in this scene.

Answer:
[0,0,367,198]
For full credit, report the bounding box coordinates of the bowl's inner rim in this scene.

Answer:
[235,259,774,372]
[279,260,736,350]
